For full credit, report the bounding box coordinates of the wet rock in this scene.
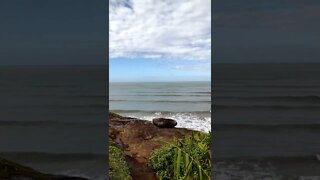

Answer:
[152,118,177,128]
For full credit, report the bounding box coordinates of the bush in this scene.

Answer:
[149,132,211,180]
[109,139,132,180]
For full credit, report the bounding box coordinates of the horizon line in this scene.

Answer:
[110,80,211,83]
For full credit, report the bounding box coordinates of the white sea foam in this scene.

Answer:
[124,112,211,132]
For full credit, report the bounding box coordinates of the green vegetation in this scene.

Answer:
[109,139,132,180]
[109,112,124,119]
[149,132,211,180]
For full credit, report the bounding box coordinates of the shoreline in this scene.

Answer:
[110,111,211,132]
[0,152,106,179]
[0,158,89,180]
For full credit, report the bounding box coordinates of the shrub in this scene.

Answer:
[149,132,211,180]
[109,139,132,180]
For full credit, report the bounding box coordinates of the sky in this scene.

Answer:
[0,0,107,65]
[109,0,211,82]
[213,0,320,63]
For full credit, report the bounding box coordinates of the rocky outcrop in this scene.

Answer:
[109,112,196,180]
[152,118,177,128]
[0,158,88,180]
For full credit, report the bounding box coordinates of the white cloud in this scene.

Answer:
[109,0,211,61]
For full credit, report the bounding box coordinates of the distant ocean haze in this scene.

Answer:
[109,81,211,132]
[213,63,320,179]
[0,66,107,180]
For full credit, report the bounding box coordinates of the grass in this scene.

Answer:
[109,112,124,119]
[109,139,132,180]
[149,132,211,180]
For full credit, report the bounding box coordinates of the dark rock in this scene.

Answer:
[109,112,196,180]
[0,158,88,180]
[51,176,88,180]
[52,176,88,180]
[152,118,177,128]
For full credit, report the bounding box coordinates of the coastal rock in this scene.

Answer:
[0,158,88,180]
[152,118,177,128]
[109,112,196,180]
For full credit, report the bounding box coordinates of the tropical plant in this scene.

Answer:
[149,132,211,180]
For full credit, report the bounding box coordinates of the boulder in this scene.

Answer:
[152,118,177,128]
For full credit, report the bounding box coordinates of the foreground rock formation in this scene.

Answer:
[0,158,88,180]
[109,112,196,180]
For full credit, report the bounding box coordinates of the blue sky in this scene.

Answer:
[110,58,210,82]
[109,0,211,82]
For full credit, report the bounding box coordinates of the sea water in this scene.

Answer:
[0,66,107,179]
[109,81,211,132]
[213,63,320,179]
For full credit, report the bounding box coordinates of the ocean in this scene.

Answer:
[0,66,107,179]
[213,63,320,179]
[109,81,211,132]
[4,64,319,179]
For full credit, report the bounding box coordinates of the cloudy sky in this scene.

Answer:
[213,0,320,63]
[109,0,211,82]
